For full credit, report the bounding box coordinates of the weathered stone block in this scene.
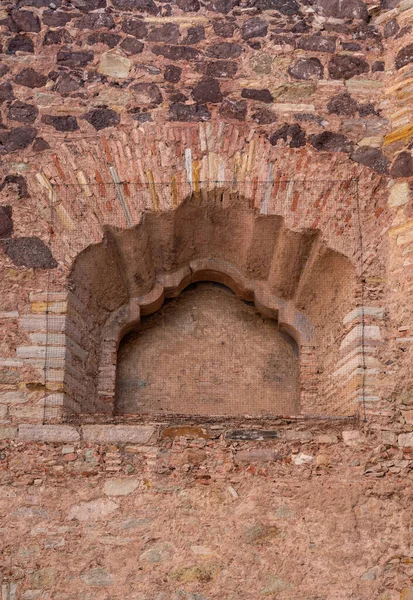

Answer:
[342,430,366,446]
[235,449,282,462]
[68,498,119,521]
[0,426,17,439]
[18,424,80,442]
[98,53,131,78]
[81,425,155,443]
[104,478,140,496]
[398,432,413,447]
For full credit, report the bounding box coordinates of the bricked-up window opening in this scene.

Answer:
[115,282,300,418]
[39,180,369,423]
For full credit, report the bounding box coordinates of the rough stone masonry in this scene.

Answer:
[1,0,413,597]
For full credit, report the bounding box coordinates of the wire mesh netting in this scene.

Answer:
[42,178,366,423]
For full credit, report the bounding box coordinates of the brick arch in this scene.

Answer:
[51,189,364,422]
[97,261,315,416]
[9,126,388,423]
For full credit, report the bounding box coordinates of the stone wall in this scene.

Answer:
[1,421,413,600]
[1,0,413,596]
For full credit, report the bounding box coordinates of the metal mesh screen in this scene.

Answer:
[41,178,365,423]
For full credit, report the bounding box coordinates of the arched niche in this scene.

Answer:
[115,281,300,418]
[60,191,359,421]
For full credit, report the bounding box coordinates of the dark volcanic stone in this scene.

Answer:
[32,137,50,151]
[208,0,239,13]
[112,0,159,13]
[256,0,299,14]
[242,18,268,40]
[395,25,412,41]
[0,127,37,153]
[0,174,28,198]
[55,73,81,94]
[42,115,79,132]
[69,0,106,7]
[206,42,242,59]
[395,44,413,70]
[192,78,222,103]
[372,61,385,72]
[121,18,148,38]
[291,20,310,33]
[43,29,73,46]
[288,58,323,80]
[182,25,205,45]
[228,429,280,440]
[7,101,38,124]
[351,147,389,173]
[17,0,63,6]
[342,42,362,51]
[74,13,115,29]
[1,237,57,268]
[310,131,353,153]
[7,34,34,54]
[120,37,144,54]
[11,10,40,32]
[328,55,369,80]
[213,21,237,37]
[296,112,325,125]
[152,45,202,61]
[164,64,182,82]
[0,206,13,238]
[298,35,336,53]
[15,68,47,88]
[327,92,358,116]
[177,0,200,10]
[1,16,19,33]
[355,23,382,41]
[57,49,94,68]
[252,108,277,124]
[147,23,180,43]
[270,34,296,47]
[200,60,238,78]
[87,32,120,47]
[0,83,15,104]
[169,102,211,121]
[170,92,187,102]
[219,98,247,121]
[324,22,349,34]
[130,82,163,106]
[381,0,400,8]
[0,64,9,77]
[129,109,152,122]
[390,151,413,178]
[241,88,273,103]
[83,108,120,130]
[384,18,399,39]
[269,123,306,148]
[315,0,368,20]
[358,102,378,117]
[42,10,72,27]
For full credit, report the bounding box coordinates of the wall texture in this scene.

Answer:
[1,0,413,597]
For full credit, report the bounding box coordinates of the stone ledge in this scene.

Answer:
[18,424,80,442]
[11,424,157,443]
[81,425,156,443]
[0,427,18,440]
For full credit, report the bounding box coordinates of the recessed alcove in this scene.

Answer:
[46,190,363,422]
[115,282,300,418]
